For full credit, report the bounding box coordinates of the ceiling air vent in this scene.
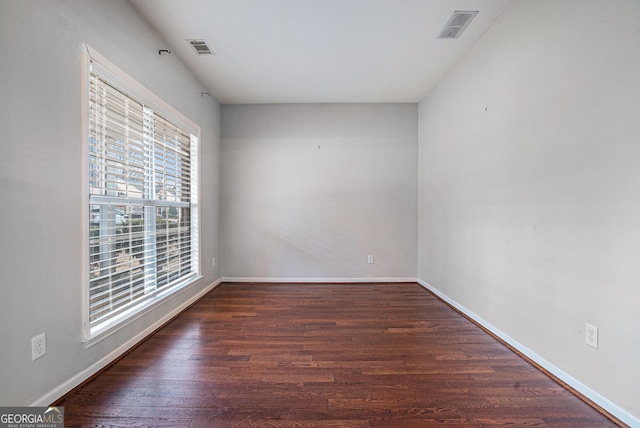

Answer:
[187,39,214,55]
[437,11,478,39]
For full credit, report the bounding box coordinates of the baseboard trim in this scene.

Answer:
[32,278,222,407]
[417,279,637,427]
[221,277,418,283]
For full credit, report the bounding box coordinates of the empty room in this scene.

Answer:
[0,0,639,426]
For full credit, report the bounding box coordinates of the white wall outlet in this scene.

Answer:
[585,323,598,349]
[31,333,46,361]
[367,255,374,264]
[212,257,216,267]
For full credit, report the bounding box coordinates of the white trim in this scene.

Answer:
[85,274,202,347]
[191,133,202,278]
[31,279,221,407]
[221,277,418,283]
[81,43,92,342]
[417,279,639,427]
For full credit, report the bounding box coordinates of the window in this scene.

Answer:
[83,45,200,342]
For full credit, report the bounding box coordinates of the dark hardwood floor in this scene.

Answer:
[60,283,620,427]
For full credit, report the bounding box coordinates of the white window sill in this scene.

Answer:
[83,274,203,348]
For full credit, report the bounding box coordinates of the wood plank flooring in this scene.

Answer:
[60,283,620,427]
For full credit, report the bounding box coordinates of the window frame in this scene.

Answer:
[81,44,201,345]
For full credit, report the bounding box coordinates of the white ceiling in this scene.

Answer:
[129,0,512,104]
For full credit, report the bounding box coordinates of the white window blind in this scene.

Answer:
[85,45,200,338]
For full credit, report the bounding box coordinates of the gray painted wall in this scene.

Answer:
[0,0,220,405]
[418,0,640,418]
[221,104,417,280]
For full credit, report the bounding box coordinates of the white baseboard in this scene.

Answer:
[221,277,418,283]
[417,279,639,427]
[31,279,221,407]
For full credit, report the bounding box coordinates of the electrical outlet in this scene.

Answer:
[367,255,374,264]
[212,257,216,267]
[31,333,46,361]
[585,323,598,349]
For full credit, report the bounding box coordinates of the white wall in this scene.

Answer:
[221,104,417,280]
[418,0,640,420]
[0,0,220,405]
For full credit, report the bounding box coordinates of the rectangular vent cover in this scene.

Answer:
[438,11,478,39]
[187,39,214,55]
